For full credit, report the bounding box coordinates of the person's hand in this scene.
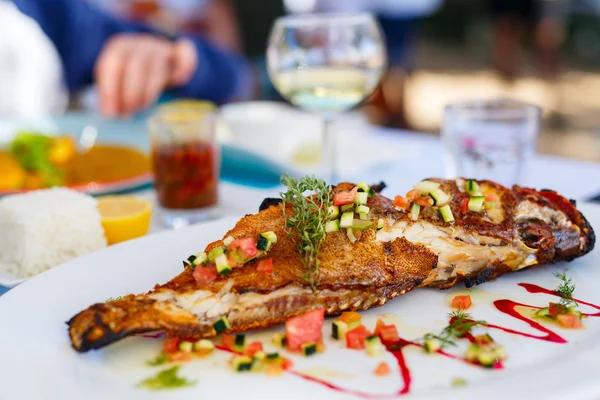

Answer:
[95,34,198,117]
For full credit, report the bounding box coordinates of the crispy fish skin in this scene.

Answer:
[68,180,595,352]
[68,183,437,352]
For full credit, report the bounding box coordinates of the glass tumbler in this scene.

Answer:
[148,103,220,228]
[442,99,541,187]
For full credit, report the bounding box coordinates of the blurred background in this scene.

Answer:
[2,0,600,162]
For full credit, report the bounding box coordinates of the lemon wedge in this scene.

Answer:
[97,196,152,245]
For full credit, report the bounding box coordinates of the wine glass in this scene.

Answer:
[267,13,387,183]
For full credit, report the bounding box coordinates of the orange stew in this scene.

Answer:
[152,141,218,209]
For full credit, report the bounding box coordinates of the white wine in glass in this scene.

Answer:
[267,13,387,182]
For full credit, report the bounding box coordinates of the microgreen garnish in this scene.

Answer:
[554,271,578,308]
[146,352,168,366]
[280,174,333,290]
[106,296,122,302]
[138,366,196,390]
[418,309,487,349]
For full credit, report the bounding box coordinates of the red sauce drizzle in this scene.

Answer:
[491,299,566,343]
[519,283,600,317]
[198,282,600,398]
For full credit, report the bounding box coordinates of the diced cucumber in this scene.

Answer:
[332,320,349,340]
[301,342,318,356]
[257,236,270,251]
[261,231,278,243]
[485,201,497,209]
[232,355,254,372]
[208,246,224,262]
[341,204,354,212]
[186,254,197,265]
[377,218,384,230]
[178,340,193,353]
[478,351,497,368]
[357,181,370,193]
[346,228,357,244]
[354,192,368,206]
[215,254,232,275]
[535,307,550,317]
[413,180,440,194]
[352,219,373,231]
[368,187,375,198]
[468,196,485,212]
[410,203,420,221]
[272,333,287,347]
[193,339,214,352]
[466,180,481,196]
[465,343,480,362]
[424,338,441,353]
[234,334,246,351]
[429,188,450,206]
[365,335,384,357]
[328,205,340,220]
[213,316,230,334]
[359,213,369,221]
[192,251,207,266]
[251,352,266,371]
[355,205,370,215]
[325,220,340,233]
[439,205,455,223]
[340,211,354,228]
[223,236,235,246]
[493,345,506,360]
[266,352,280,360]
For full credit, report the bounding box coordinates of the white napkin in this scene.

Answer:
[0,1,68,117]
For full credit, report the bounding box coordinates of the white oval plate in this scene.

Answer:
[0,206,599,400]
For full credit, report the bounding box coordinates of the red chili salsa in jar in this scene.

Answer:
[152,140,218,209]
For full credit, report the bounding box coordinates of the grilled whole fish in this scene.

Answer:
[68,179,594,352]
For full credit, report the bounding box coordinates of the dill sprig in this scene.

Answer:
[106,296,122,302]
[554,271,578,308]
[418,309,487,349]
[280,174,333,290]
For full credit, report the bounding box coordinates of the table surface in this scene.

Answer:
[2,125,600,297]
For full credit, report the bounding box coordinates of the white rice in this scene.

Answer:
[0,188,107,279]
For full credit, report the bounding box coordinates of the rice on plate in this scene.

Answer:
[0,188,107,280]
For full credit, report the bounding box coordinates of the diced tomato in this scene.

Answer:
[265,363,285,376]
[485,193,498,202]
[374,318,386,336]
[227,254,239,268]
[346,325,372,349]
[474,334,493,346]
[393,195,409,209]
[237,237,258,259]
[163,338,180,354]
[333,191,355,206]
[285,309,325,352]
[406,189,419,201]
[353,230,362,240]
[281,358,294,370]
[338,311,362,328]
[460,198,469,214]
[451,295,472,310]
[378,325,399,344]
[257,258,274,273]
[244,341,264,356]
[415,196,434,207]
[193,265,218,287]
[557,313,583,329]
[374,362,391,376]
[548,302,566,317]
[221,334,235,350]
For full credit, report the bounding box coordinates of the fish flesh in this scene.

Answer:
[68,179,594,352]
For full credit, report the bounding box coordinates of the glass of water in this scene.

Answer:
[442,99,541,187]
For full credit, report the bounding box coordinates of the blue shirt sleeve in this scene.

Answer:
[12,0,247,103]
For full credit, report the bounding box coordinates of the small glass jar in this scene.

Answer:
[148,101,220,227]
